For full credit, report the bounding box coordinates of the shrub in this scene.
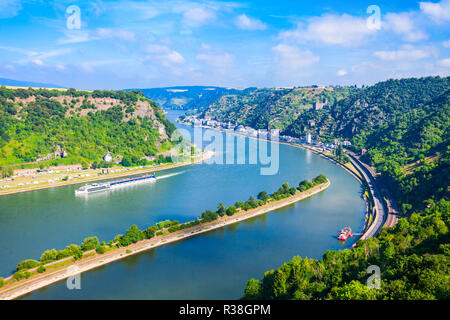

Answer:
[16,259,40,271]
[125,225,144,243]
[13,271,31,281]
[81,236,99,251]
[0,277,4,288]
[144,227,156,239]
[201,210,218,222]
[37,266,46,273]
[96,245,106,254]
[257,191,269,201]
[226,206,237,216]
[65,244,83,260]
[40,249,58,264]
[168,225,181,233]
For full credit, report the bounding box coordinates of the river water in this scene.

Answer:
[0,110,365,299]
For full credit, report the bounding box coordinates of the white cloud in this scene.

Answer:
[384,13,427,42]
[196,52,235,69]
[58,28,135,44]
[79,59,132,73]
[144,44,185,68]
[164,51,185,64]
[145,44,173,54]
[272,44,319,72]
[437,58,450,67]
[279,14,377,46]
[93,28,135,41]
[443,40,450,48]
[373,46,433,61]
[235,14,267,30]
[183,7,216,26]
[337,69,348,76]
[31,59,44,66]
[9,48,74,65]
[420,0,450,22]
[0,0,22,19]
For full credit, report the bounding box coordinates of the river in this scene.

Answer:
[0,110,365,299]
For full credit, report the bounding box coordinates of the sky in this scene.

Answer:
[0,0,449,89]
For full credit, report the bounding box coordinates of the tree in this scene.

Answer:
[66,244,83,260]
[81,236,99,251]
[243,278,262,300]
[13,271,31,281]
[257,191,269,201]
[144,226,156,239]
[40,249,58,263]
[248,196,258,208]
[96,245,106,254]
[201,210,218,222]
[216,203,226,216]
[125,225,144,244]
[332,281,378,300]
[16,259,40,271]
[37,266,46,273]
[226,206,237,216]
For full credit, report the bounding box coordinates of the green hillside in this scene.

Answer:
[0,87,175,167]
[200,86,356,129]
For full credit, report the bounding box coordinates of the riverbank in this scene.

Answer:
[0,180,330,300]
[0,151,214,197]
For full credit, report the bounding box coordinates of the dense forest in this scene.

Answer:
[199,86,356,130]
[0,87,176,167]
[242,77,449,300]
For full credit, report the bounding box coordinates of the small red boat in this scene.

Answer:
[338,227,353,241]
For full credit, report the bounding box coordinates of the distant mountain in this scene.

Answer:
[129,86,256,110]
[0,77,65,89]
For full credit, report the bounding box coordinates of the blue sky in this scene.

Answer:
[0,0,449,89]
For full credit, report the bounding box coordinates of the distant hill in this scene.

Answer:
[0,77,65,89]
[129,86,256,110]
[198,86,356,130]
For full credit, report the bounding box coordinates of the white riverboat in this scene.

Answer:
[75,174,156,195]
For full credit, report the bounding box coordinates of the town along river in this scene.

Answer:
[0,111,365,299]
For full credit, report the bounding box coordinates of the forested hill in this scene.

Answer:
[284,76,449,140]
[132,86,256,110]
[242,76,450,300]
[0,87,175,166]
[200,86,356,129]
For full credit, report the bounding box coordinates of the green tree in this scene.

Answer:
[16,259,40,271]
[125,225,144,244]
[81,236,99,251]
[243,278,262,300]
[226,206,237,216]
[257,191,269,201]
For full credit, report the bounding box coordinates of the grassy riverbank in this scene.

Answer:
[0,178,330,300]
[0,151,214,196]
